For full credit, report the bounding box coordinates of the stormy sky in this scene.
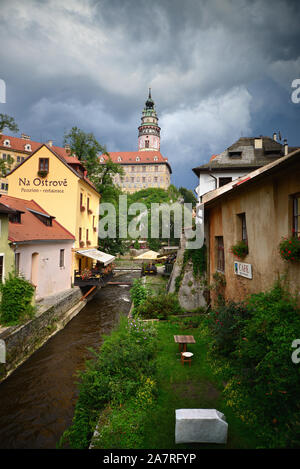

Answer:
[1,0,300,190]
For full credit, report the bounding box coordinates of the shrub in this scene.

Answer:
[279,236,300,261]
[209,301,250,356]
[130,278,149,308]
[59,317,158,449]
[136,292,183,320]
[224,284,300,447]
[0,273,35,325]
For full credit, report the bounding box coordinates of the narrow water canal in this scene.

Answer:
[0,272,139,449]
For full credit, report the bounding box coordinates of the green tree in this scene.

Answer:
[63,127,124,199]
[0,114,19,177]
[0,114,19,133]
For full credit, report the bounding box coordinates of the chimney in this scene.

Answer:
[273,132,277,141]
[254,137,263,149]
[21,133,31,140]
[47,140,53,147]
[284,138,288,156]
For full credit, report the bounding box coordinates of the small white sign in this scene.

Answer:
[234,261,252,279]
[0,339,5,363]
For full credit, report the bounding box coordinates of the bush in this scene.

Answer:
[136,292,183,320]
[130,278,149,308]
[221,284,300,447]
[0,273,35,325]
[209,301,250,357]
[59,317,158,449]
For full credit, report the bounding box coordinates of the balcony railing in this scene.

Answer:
[74,269,113,287]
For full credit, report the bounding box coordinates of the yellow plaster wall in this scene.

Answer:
[6,146,101,274]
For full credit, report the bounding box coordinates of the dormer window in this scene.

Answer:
[117,156,122,162]
[228,151,242,159]
[100,157,104,162]
[145,140,149,148]
[154,156,158,161]
[9,211,22,224]
[3,139,10,147]
[27,208,53,226]
[136,156,140,162]
[25,143,31,151]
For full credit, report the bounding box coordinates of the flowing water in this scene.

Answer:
[0,272,138,449]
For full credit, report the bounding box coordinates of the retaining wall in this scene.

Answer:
[0,287,86,383]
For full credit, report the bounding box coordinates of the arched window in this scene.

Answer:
[3,139,10,147]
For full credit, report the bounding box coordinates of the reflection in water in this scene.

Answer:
[0,273,137,449]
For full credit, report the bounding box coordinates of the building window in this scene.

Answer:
[86,229,89,242]
[238,213,248,243]
[143,166,146,172]
[0,255,3,283]
[79,227,82,241]
[9,212,21,223]
[216,236,225,272]
[131,166,135,172]
[15,253,20,275]
[39,158,49,173]
[131,177,134,183]
[142,177,145,183]
[59,249,65,268]
[293,194,300,237]
[17,156,21,163]
[219,177,232,187]
[2,153,7,160]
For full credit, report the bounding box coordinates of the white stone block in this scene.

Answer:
[175,409,228,444]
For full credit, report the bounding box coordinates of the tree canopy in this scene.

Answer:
[0,114,19,177]
[63,126,124,201]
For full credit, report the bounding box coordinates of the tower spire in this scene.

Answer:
[138,90,160,151]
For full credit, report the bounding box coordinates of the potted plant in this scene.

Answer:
[80,205,86,212]
[38,170,48,178]
[88,209,93,215]
[81,268,92,280]
[79,240,85,248]
[87,240,91,246]
[230,240,248,259]
[279,236,300,262]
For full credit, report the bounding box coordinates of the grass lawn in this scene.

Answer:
[142,316,259,449]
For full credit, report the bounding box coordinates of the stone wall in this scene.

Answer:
[0,287,86,382]
[168,234,208,311]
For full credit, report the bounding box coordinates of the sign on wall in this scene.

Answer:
[234,261,252,279]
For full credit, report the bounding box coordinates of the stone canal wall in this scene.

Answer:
[0,287,86,383]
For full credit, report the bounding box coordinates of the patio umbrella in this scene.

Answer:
[133,250,167,265]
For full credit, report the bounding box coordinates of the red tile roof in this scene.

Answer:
[100,150,172,173]
[0,195,75,243]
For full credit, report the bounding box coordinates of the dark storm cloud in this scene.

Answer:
[1,0,300,189]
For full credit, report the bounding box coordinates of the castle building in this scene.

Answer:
[100,90,172,193]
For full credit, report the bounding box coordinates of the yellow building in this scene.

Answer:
[6,144,101,279]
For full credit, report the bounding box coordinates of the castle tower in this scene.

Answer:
[138,89,161,151]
